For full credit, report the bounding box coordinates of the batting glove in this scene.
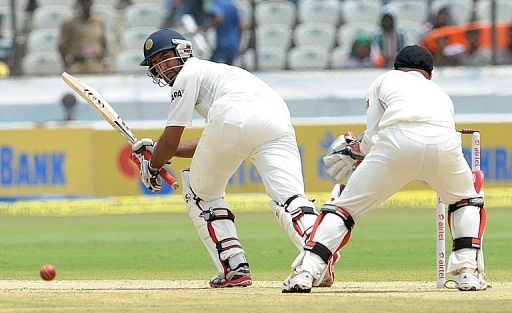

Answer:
[138,157,163,192]
[132,138,155,154]
[131,138,163,192]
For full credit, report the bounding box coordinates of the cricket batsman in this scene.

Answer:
[130,29,338,288]
[283,45,488,292]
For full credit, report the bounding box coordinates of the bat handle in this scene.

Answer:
[129,151,179,190]
[159,167,179,189]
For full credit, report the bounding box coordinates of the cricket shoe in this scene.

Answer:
[282,270,313,293]
[454,268,488,291]
[209,264,252,288]
[314,251,340,287]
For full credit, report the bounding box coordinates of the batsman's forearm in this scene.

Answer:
[151,143,177,169]
[150,125,185,168]
[175,138,199,158]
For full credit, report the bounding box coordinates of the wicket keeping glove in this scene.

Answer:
[131,138,162,192]
[323,131,365,184]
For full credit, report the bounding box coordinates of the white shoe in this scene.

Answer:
[454,268,488,291]
[282,270,313,293]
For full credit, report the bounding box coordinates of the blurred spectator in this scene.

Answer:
[117,0,133,9]
[25,0,132,11]
[458,28,491,66]
[185,0,205,25]
[162,0,185,28]
[431,35,454,66]
[23,0,38,33]
[373,7,406,67]
[497,24,512,65]
[162,0,205,29]
[431,35,466,66]
[25,0,37,13]
[342,34,382,69]
[58,0,107,74]
[201,0,241,65]
[0,14,12,77]
[61,93,78,121]
[430,6,455,29]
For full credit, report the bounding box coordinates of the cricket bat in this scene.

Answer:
[61,72,179,189]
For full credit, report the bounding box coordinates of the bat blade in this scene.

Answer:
[62,72,137,144]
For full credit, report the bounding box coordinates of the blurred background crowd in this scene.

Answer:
[0,0,511,77]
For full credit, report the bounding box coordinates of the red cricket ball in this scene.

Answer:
[40,264,56,281]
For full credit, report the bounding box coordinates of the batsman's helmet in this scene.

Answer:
[140,28,193,66]
[140,28,193,86]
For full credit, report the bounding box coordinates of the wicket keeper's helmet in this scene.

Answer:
[140,28,193,66]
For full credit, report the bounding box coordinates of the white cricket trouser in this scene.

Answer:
[186,98,316,276]
[189,98,307,203]
[330,125,482,273]
[335,126,478,216]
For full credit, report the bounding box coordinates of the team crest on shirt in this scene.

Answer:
[172,89,184,101]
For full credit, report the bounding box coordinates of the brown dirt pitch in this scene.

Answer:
[0,280,511,313]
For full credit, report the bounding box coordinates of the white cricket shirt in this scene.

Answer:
[166,57,282,127]
[361,70,456,154]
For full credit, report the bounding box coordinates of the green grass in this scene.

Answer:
[0,206,510,282]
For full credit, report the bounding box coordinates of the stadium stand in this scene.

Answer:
[341,0,381,26]
[256,47,287,70]
[92,4,119,32]
[476,0,512,23]
[0,0,28,10]
[130,0,165,4]
[32,5,72,29]
[22,51,62,75]
[26,28,59,53]
[115,49,146,73]
[10,0,511,75]
[123,3,165,28]
[0,6,24,38]
[400,21,428,46]
[337,23,375,48]
[121,26,156,51]
[431,0,473,25]
[37,0,76,7]
[255,1,296,27]
[288,46,330,70]
[393,0,429,25]
[297,0,340,25]
[235,0,252,29]
[94,0,119,5]
[330,45,350,69]
[256,24,292,52]
[399,21,428,45]
[294,23,337,49]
